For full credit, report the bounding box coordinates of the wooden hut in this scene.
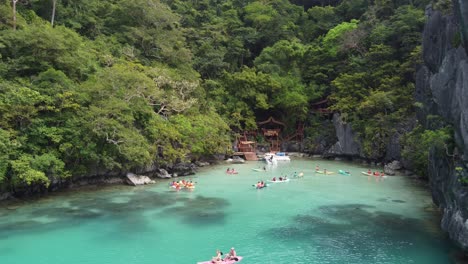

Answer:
[258,117,285,152]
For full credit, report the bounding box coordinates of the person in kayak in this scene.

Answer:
[212,249,222,263]
[224,247,237,261]
[272,177,276,181]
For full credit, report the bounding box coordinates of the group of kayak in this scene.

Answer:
[254,172,304,189]
[169,180,195,190]
[362,170,386,177]
[315,165,353,176]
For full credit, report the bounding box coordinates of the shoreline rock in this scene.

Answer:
[125,173,155,186]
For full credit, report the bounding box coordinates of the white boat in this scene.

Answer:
[264,152,291,162]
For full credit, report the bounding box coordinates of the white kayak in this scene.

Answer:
[268,179,290,183]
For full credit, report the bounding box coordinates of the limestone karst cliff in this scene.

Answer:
[416,1,468,250]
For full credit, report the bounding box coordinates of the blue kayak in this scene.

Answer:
[339,170,351,176]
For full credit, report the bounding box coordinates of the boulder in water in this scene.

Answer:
[126,173,155,186]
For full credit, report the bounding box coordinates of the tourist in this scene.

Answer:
[367,169,372,174]
[272,177,276,181]
[224,247,237,261]
[315,165,319,171]
[212,249,222,263]
[226,168,230,173]
[293,172,297,177]
[279,176,283,181]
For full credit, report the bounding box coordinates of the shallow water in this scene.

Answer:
[0,158,458,264]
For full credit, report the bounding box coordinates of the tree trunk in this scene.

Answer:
[51,0,57,27]
[12,0,18,31]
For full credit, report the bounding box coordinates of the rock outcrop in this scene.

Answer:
[125,173,155,186]
[324,113,363,157]
[416,2,468,250]
[384,160,402,176]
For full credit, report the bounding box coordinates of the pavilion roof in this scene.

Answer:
[257,116,285,127]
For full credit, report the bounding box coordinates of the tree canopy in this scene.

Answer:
[0,0,433,189]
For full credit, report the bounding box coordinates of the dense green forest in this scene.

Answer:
[0,0,443,190]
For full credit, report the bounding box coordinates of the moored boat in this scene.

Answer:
[264,152,291,162]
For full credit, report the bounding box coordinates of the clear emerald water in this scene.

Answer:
[0,158,459,264]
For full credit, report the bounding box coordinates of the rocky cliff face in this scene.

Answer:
[324,113,363,158]
[416,2,468,250]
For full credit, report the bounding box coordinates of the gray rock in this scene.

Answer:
[170,162,196,177]
[324,113,362,157]
[155,169,171,179]
[125,173,155,186]
[0,192,11,201]
[384,161,402,175]
[195,161,210,167]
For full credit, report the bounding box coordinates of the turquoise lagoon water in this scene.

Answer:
[0,158,458,264]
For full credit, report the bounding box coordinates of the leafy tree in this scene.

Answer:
[254,39,305,76]
[402,125,454,177]
[323,19,359,56]
[302,6,340,41]
[0,128,15,183]
[0,22,96,80]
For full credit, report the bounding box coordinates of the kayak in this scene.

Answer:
[361,171,372,176]
[252,168,265,172]
[339,170,350,176]
[268,178,290,183]
[253,184,268,189]
[197,256,243,264]
[227,171,238,174]
[315,170,335,175]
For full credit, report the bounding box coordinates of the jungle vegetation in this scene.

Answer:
[0,0,436,190]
